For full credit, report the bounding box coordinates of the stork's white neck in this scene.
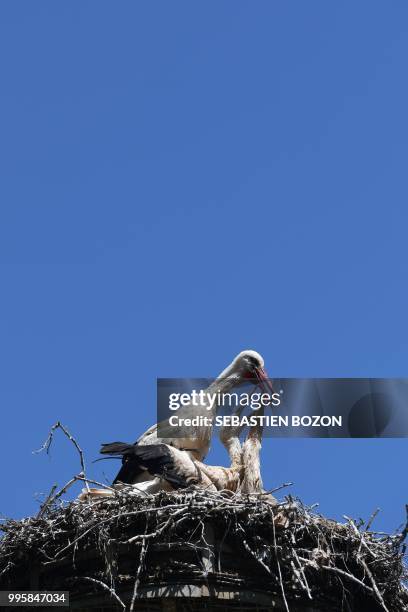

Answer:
[202,372,242,417]
[205,371,240,394]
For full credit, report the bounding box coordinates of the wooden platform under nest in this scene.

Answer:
[0,490,407,611]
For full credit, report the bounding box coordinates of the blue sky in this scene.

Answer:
[0,3,407,534]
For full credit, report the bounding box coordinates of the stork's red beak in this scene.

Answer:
[255,366,275,396]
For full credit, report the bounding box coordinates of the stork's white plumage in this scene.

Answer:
[111,350,272,486]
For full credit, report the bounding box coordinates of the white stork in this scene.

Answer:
[109,350,273,487]
[77,350,274,501]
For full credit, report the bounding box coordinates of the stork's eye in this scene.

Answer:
[247,356,260,369]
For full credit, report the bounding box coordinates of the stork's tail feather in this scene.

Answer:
[100,442,136,455]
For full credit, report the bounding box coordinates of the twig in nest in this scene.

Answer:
[344,516,375,559]
[396,504,408,545]
[36,484,57,519]
[321,564,374,594]
[359,557,390,612]
[270,506,290,612]
[292,548,312,600]
[217,518,231,573]
[81,576,125,610]
[130,517,149,612]
[267,482,294,495]
[344,515,390,611]
[365,508,380,532]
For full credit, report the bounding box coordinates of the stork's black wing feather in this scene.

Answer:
[112,457,145,485]
[100,442,192,488]
[100,441,145,484]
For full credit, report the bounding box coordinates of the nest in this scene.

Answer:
[1,489,407,611]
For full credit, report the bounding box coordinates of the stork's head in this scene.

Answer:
[233,350,264,374]
[227,350,274,394]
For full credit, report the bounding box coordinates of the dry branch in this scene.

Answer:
[33,421,91,496]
